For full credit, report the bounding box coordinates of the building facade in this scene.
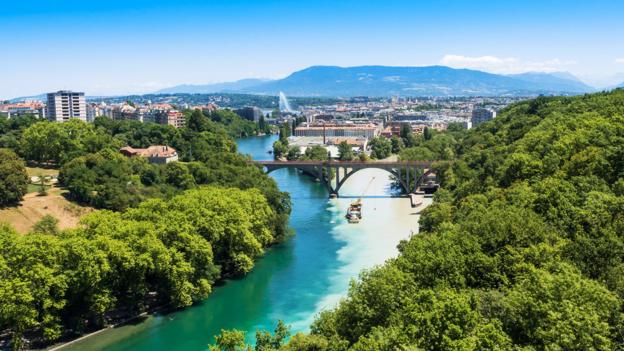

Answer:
[235,106,263,122]
[119,145,178,164]
[46,91,87,122]
[0,102,45,118]
[294,123,380,139]
[471,108,496,126]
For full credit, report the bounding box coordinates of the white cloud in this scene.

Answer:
[440,55,577,74]
[615,58,624,64]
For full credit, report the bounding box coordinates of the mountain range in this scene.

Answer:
[156,78,272,94]
[157,65,598,97]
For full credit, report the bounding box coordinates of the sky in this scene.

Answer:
[1,0,624,98]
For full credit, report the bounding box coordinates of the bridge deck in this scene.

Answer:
[255,160,433,167]
[254,159,439,197]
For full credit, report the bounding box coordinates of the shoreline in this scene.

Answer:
[44,306,166,351]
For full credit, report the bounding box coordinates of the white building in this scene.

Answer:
[46,91,87,122]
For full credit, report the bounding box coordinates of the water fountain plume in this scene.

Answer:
[279,91,293,113]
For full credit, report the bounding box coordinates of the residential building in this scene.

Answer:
[294,123,380,139]
[119,145,178,164]
[0,102,45,118]
[471,108,496,126]
[235,106,263,122]
[46,90,86,122]
[86,103,108,122]
[166,110,186,128]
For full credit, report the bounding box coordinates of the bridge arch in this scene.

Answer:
[334,166,409,195]
[255,160,437,197]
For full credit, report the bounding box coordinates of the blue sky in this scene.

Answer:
[1,0,623,98]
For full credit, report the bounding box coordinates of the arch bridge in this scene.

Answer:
[256,160,439,197]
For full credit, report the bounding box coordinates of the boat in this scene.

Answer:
[346,199,362,223]
[344,177,374,224]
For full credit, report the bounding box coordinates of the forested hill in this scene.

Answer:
[263,89,624,350]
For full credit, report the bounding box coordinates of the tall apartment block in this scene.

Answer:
[46,90,87,122]
[471,108,496,127]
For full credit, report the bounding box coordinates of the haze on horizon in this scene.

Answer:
[2,0,624,99]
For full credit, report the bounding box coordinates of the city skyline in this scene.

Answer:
[2,0,624,98]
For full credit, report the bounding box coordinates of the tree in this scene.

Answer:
[209,329,250,351]
[255,320,290,351]
[0,148,29,206]
[279,122,290,143]
[258,115,269,134]
[31,215,60,235]
[369,137,392,159]
[20,122,68,164]
[423,126,432,141]
[286,146,302,160]
[37,173,48,196]
[390,136,404,154]
[186,109,210,132]
[337,141,354,161]
[303,145,329,161]
[272,140,289,159]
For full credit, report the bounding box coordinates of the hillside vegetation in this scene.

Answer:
[301,89,624,350]
[214,90,624,350]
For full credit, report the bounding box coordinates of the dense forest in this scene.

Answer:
[209,90,624,350]
[0,109,290,349]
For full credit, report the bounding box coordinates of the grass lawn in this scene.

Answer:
[27,183,42,194]
[26,166,59,178]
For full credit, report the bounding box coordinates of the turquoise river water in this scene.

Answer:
[58,135,429,351]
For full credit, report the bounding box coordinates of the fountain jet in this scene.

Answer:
[279,91,293,113]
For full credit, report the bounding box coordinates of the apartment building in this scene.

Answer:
[471,108,496,126]
[46,91,87,122]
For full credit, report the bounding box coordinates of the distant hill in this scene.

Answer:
[156,78,271,94]
[8,94,47,102]
[237,66,595,97]
[507,72,593,93]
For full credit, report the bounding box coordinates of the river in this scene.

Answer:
[59,135,430,351]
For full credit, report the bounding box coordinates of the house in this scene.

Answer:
[120,145,179,164]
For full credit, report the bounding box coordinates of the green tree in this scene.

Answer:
[186,108,211,132]
[31,215,60,235]
[272,140,289,159]
[255,320,290,351]
[303,145,329,161]
[279,122,290,143]
[423,126,432,141]
[286,146,302,160]
[390,136,404,154]
[0,148,29,206]
[209,329,251,351]
[337,141,354,161]
[369,137,392,159]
